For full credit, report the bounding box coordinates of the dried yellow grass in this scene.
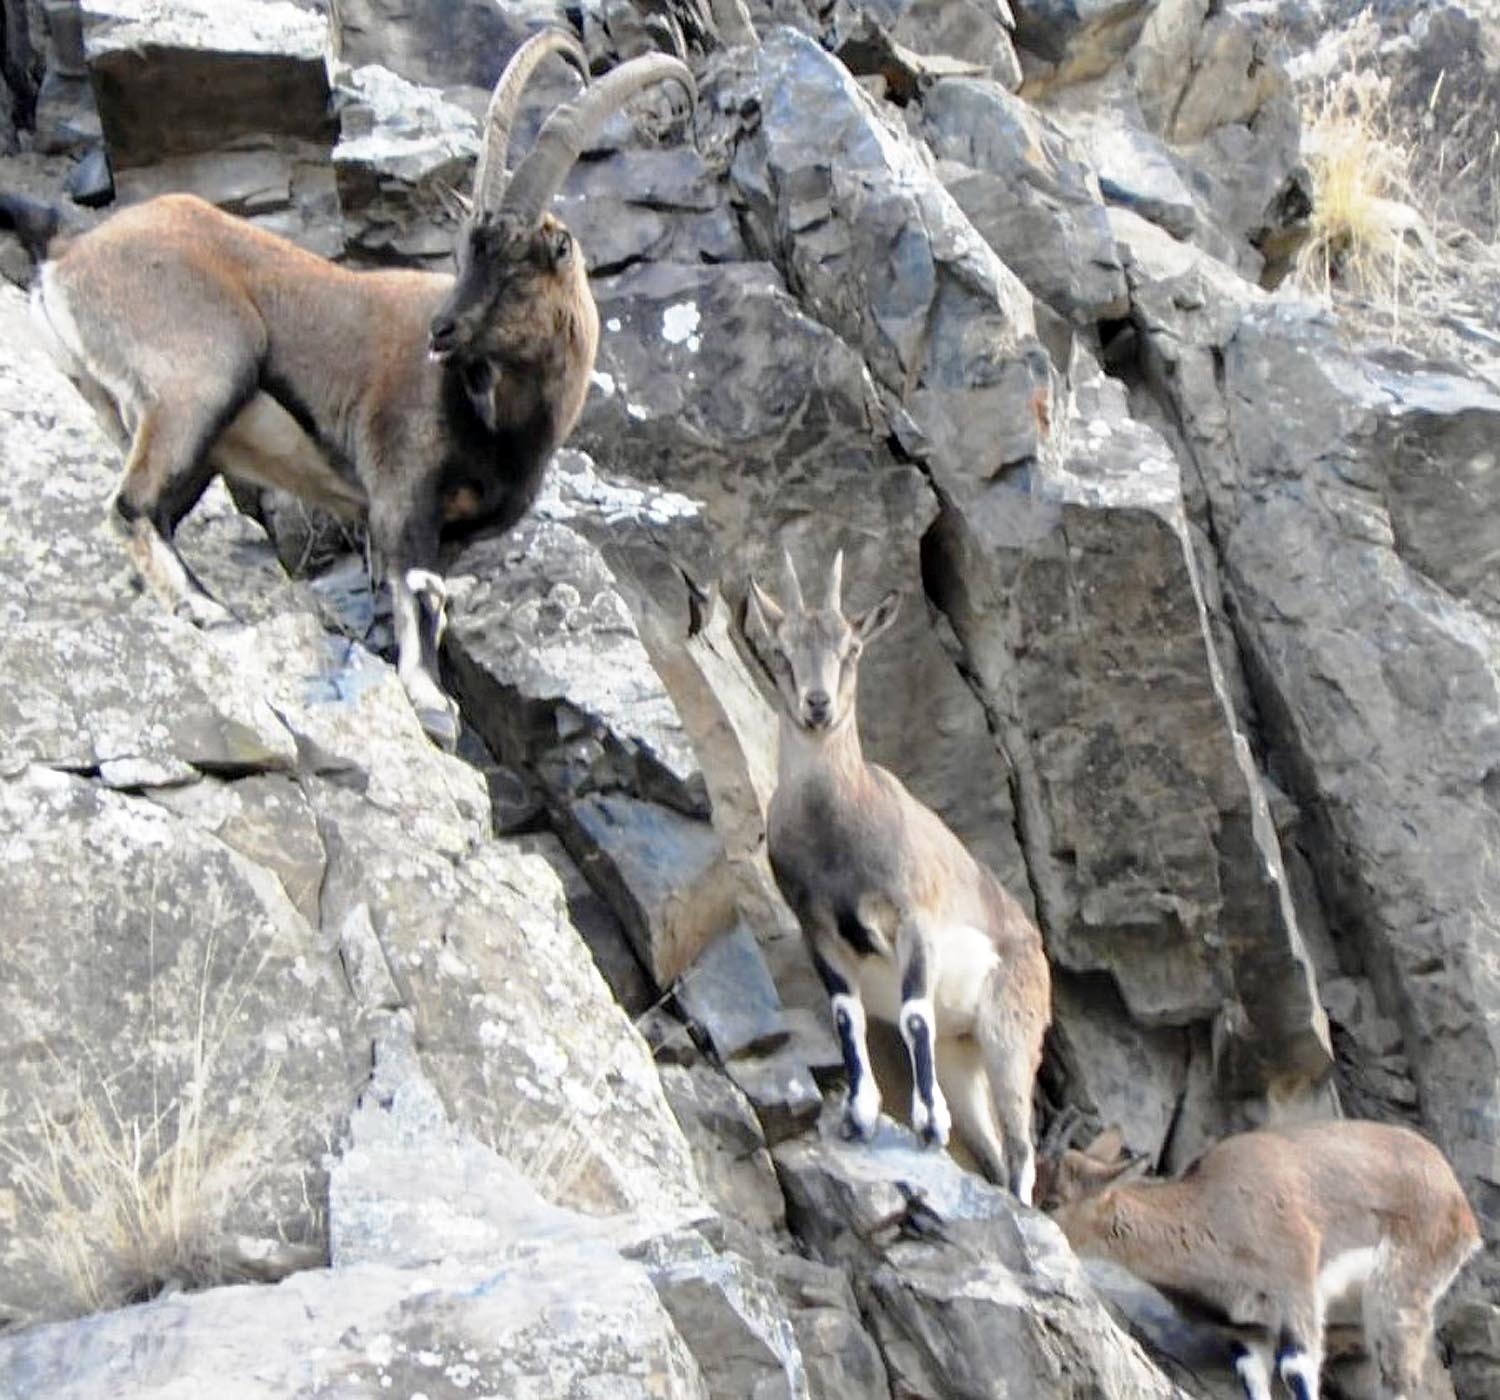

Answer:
[1,901,289,1320]
[1296,57,1436,312]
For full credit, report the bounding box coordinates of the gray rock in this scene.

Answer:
[772,1254,893,1400]
[659,1062,789,1235]
[1123,217,1500,1392]
[833,0,1023,91]
[0,1242,710,1399]
[331,62,481,264]
[632,1228,810,1400]
[734,29,1045,487]
[919,75,1128,321]
[676,920,789,1061]
[923,337,1332,1132]
[566,790,739,988]
[0,766,362,1326]
[80,0,334,170]
[1011,0,1154,89]
[728,1049,826,1145]
[775,1114,1182,1398]
[331,0,571,91]
[446,505,706,813]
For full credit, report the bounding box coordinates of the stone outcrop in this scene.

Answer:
[2,0,1498,1395]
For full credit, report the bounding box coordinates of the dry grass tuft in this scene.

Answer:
[1,905,291,1321]
[4,1076,266,1314]
[1296,62,1435,312]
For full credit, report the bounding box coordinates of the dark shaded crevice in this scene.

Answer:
[1090,303,1402,1120]
[916,506,1058,937]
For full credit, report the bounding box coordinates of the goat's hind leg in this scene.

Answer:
[935,1036,1008,1182]
[974,969,1043,1203]
[1363,1252,1442,1400]
[113,395,251,629]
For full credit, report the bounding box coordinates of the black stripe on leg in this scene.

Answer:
[811,948,851,999]
[834,1003,864,1100]
[900,939,928,1003]
[904,1009,936,1108]
[1275,1335,1314,1400]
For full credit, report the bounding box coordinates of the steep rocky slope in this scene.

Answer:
[0,1,1496,1396]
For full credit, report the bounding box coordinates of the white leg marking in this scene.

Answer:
[1277,1350,1319,1400]
[1233,1347,1273,1400]
[389,573,458,745]
[899,996,951,1148]
[831,992,881,1136]
[1014,1151,1036,1208]
[405,568,449,645]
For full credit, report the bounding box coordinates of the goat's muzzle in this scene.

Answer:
[428,315,459,361]
[802,691,833,730]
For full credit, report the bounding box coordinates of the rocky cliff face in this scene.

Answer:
[0,1,1496,1397]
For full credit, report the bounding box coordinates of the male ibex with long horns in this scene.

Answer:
[0,30,693,746]
[741,550,1052,1202]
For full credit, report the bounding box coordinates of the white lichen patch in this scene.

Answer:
[589,370,616,396]
[661,300,702,352]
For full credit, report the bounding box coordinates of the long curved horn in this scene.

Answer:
[501,54,696,226]
[779,549,805,612]
[823,549,843,612]
[472,28,590,214]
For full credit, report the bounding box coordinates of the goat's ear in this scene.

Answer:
[542,225,573,269]
[746,577,784,632]
[1066,1147,1146,1197]
[734,583,782,694]
[853,589,900,645]
[1083,1127,1127,1162]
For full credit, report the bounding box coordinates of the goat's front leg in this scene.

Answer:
[811,939,881,1141]
[897,914,950,1148]
[374,494,459,750]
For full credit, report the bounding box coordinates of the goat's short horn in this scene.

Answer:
[473,28,590,214]
[824,549,844,612]
[779,548,806,612]
[501,53,696,226]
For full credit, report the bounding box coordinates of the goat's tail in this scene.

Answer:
[0,193,72,263]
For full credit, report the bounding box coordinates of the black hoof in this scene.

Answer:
[840,1112,874,1142]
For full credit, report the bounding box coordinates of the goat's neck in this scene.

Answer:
[777,709,868,794]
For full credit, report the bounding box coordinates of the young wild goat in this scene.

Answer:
[1037,1119,1481,1400]
[741,551,1051,1202]
[0,30,693,748]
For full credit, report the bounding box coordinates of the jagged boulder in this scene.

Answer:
[776,1114,1182,1398]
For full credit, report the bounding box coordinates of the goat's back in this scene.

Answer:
[1186,1121,1479,1263]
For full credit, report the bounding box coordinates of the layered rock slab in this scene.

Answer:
[776,1115,1182,1399]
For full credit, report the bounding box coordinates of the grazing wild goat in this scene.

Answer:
[741,551,1051,1201]
[1036,1119,1480,1400]
[0,30,694,747]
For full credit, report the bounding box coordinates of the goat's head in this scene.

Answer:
[428,31,695,367]
[1033,1125,1145,1225]
[743,550,901,735]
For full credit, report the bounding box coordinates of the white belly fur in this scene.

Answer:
[1318,1245,1381,1309]
[855,924,999,1033]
